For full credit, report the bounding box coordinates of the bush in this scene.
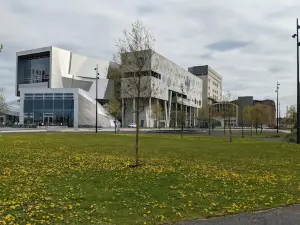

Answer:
[283,131,297,143]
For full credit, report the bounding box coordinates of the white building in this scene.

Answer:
[188,65,222,105]
[120,50,203,128]
[16,46,117,128]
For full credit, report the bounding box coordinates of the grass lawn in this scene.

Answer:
[0,134,300,225]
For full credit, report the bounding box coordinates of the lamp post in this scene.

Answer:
[292,18,300,144]
[275,81,280,133]
[94,64,100,133]
[180,84,184,139]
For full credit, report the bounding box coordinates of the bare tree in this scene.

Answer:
[287,105,297,131]
[151,103,163,134]
[243,106,253,136]
[0,88,7,113]
[250,104,265,134]
[218,92,236,142]
[112,20,156,167]
[105,97,121,134]
[196,106,209,130]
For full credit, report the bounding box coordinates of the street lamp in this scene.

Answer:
[292,18,300,144]
[94,65,100,133]
[180,84,184,139]
[275,81,280,134]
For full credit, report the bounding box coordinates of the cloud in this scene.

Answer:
[0,0,299,114]
[206,40,251,52]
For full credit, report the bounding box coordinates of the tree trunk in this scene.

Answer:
[158,120,161,135]
[241,120,244,138]
[135,97,140,167]
[255,124,258,135]
[223,120,226,135]
[114,118,117,134]
[228,117,232,142]
[260,124,263,134]
[250,120,253,137]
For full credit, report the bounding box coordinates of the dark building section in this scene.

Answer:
[16,51,51,96]
[188,65,209,76]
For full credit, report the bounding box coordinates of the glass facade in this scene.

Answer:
[18,54,50,85]
[23,93,74,127]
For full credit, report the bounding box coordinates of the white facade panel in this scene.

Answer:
[50,47,71,88]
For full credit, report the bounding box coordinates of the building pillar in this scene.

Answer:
[164,100,168,128]
[156,98,159,128]
[185,105,187,127]
[149,97,152,128]
[133,98,136,123]
[189,106,192,127]
[122,98,125,127]
[175,93,178,128]
[168,90,172,127]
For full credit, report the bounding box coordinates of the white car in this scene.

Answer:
[128,123,137,128]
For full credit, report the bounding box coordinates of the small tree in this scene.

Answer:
[0,88,7,114]
[287,105,297,131]
[105,98,121,134]
[218,91,236,142]
[243,106,253,136]
[113,20,156,167]
[251,104,265,134]
[151,103,163,134]
[196,106,209,129]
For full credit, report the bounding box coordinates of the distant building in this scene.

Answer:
[188,65,222,105]
[232,96,276,127]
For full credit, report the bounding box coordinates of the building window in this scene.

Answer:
[23,93,74,127]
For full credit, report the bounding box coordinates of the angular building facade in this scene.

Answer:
[16,46,117,128]
[120,50,203,128]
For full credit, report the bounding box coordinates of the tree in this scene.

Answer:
[0,88,7,114]
[105,97,121,134]
[196,106,209,129]
[243,106,253,136]
[112,20,156,167]
[250,104,265,134]
[217,91,236,142]
[151,103,163,134]
[287,105,297,131]
[0,44,3,52]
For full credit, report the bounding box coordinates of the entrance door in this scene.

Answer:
[43,113,53,126]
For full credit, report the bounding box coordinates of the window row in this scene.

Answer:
[123,71,161,79]
[25,93,74,100]
[24,99,74,113]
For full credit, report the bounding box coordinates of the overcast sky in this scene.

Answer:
[0,0,299,115]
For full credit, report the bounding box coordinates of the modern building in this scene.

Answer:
[209,102,239,127]
[120,50,203,128]
[188,65,222,104]
[16,46,117,128]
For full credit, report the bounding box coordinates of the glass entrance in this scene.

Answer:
[43,113,53,126]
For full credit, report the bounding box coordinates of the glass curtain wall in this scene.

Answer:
[23,93,74,127]
[18,55,50,84]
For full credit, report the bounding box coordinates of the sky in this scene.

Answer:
[0,0,299,116]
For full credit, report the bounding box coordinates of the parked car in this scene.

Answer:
[128,123,137,128]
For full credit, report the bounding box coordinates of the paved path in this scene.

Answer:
[177,204,300,225]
